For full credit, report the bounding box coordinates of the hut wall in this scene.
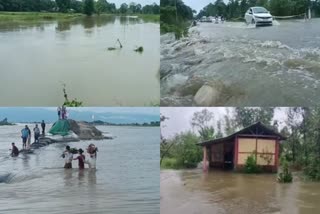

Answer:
[236,137,277,171]
[237,138,256,165]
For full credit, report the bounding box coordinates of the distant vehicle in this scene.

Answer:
[245,7,273,26]
[200,16,212,23]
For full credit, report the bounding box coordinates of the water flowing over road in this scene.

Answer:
[161,19,320,106]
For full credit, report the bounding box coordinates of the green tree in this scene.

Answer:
[95,0,108,15]
[234,107,274,128]
[191,109,215,141]
[119,3,128,14]
[83,0,94,16]
[56,0,70,13]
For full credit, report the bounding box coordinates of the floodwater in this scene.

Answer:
[0,124,159,214]
[0,16,160,106]
[161,169,320,214]
[161,19,320,106]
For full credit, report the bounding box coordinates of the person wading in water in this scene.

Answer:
[63,146,73,169]
[86,144,98,169]
[73,148,85,170]
[11,143,19,157]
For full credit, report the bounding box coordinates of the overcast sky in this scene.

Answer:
[183,0,228,13]
[161,107,289,139]
[109,0,159,7]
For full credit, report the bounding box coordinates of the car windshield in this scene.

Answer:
[252,7,268,13]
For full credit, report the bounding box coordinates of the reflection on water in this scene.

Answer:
[0,125,159,214]
[161,19,320,106]
[0,16,160,106]
[161,169,320,214]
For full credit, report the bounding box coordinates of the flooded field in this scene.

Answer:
[161,19,320,106]
[0,124,159,214]
[161,169,320,214]
[0,16,160,106]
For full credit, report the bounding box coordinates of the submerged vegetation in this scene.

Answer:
[62,84,83,107]
[278,156,293,183]
[244,154,262,174]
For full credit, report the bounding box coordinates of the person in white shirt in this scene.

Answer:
[63,146,73,169]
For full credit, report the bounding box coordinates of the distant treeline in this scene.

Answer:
[0,0,160,15]
[89,120,160,127]
[197,0,320,20]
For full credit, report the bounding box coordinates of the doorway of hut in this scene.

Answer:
[207,141,235,171]
[223,141,234,170]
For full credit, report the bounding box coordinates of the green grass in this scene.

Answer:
[137,14,159,22]
[0,12,83,22]
[161,158,182,169]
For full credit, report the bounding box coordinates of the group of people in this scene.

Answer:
[57,106,67,120]
[63,144,98,170]
[20,121,46,149]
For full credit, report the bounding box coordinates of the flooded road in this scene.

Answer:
[161,19,320,106]
[0,124,159,214]
[161,169,320,214]
[0,16,160,106]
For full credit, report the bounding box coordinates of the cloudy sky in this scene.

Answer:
[0,107,159,124]
[161,107,290,139]
[109,0,159,7]
[184,0,229,13]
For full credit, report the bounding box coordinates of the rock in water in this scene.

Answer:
[68,119,104,140]
[194,85,219,106]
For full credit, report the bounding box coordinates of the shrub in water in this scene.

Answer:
[278,157,293,183]
[244,153,261,173]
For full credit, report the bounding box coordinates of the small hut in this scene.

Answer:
[199,122,286,173]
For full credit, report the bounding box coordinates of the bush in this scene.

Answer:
[161,158,181,169]
[303,157,320,181]
[278,157,293,183]
[161,131,202,169]
[244,154,261,173]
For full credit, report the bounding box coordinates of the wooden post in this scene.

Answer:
[274,139,279,173]
[234,137,238,170]
[203,146,208,172]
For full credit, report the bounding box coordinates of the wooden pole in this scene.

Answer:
[203,146,208,172]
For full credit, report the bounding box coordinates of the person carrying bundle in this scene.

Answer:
[86,144,98,169]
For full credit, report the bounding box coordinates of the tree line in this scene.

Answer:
[197,0,320,20]
[161,107,320,181]
[0,0,160,16]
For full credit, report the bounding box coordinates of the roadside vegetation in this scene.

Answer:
[161,0,320,39]
[160,0,194,39]
[161,107,320,182]
[0,0,159,21]
[198,0,320,20]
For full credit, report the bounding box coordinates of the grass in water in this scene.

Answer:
[0,12,83,22]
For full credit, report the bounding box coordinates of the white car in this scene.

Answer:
[245,7,273,26]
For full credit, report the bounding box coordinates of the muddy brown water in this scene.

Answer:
[161,169,320,214]
[0,16,160,106]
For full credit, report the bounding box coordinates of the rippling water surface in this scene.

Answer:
[161,169,320,214]
[0,16,160,106]
[0,124,159,214]
[161,19,320,106]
